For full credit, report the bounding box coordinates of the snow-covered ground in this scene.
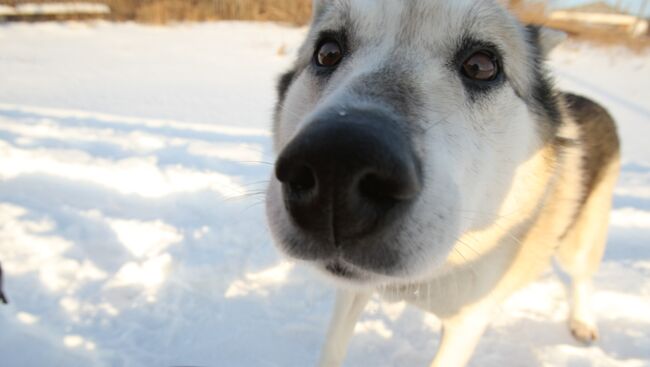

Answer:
[0,21,648,367]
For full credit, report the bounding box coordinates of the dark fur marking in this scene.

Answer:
[273,69,297,137]
[561,93,620,239]
[525,25,562,127]
[349,66,423,123]
[277,69,296,107]
[568,93,620,201]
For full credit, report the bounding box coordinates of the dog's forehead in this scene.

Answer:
[314,0,520,46]
[302,0,534,106]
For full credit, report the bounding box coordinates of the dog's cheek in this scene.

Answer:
[418,185,463,273]
[430,117,483,231]
[414,130,466,245]
[467,95,541,229]
[265,180,293,254]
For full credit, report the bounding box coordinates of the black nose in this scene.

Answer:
[275,108,421,243]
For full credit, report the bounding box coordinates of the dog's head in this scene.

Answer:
[266,0,564,286]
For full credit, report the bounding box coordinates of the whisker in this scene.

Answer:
[456,238,481,257]
[238,200,266,215]
[276,100,308,121]
[221,191,267,203]
[235,160,275,166]
[453,247,468,262]
[239,180,271,188]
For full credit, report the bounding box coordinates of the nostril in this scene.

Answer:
[288,165,316,193]
[358,173,398,203]
[359,174,386,200]
[358,172,419,203]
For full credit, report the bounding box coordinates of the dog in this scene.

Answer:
[265,1,620,366]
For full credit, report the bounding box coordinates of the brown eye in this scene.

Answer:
[316,41,343,67]
[462,51,498,81]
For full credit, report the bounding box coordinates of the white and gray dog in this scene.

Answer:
[265,0,620,366]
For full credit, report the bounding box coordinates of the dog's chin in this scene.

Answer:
[312,258,444,291]
[273,230,455,289]
[314,260,386,289]
[276,238,411,289]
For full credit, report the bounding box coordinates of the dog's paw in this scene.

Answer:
[569,318,599,344]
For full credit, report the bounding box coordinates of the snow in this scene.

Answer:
[0,21,648,367]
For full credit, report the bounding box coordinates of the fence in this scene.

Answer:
[512,0,649,39]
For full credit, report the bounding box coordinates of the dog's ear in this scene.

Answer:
[537,26,567,56]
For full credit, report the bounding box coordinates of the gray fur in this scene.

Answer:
[348,65,423,122]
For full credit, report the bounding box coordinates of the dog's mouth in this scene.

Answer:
[320,259,378,284]
[325,261,358,279]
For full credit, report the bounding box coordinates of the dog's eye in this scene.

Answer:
[315,40,343,67]
[462,51,498,81]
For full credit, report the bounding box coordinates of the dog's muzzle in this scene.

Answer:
[275,108,421,248]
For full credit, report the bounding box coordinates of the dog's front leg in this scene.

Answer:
[317,289,371,367]
[430,307,493,367]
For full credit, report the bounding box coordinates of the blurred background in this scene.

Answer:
[0,1,648,367]
[0,0,648,36]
